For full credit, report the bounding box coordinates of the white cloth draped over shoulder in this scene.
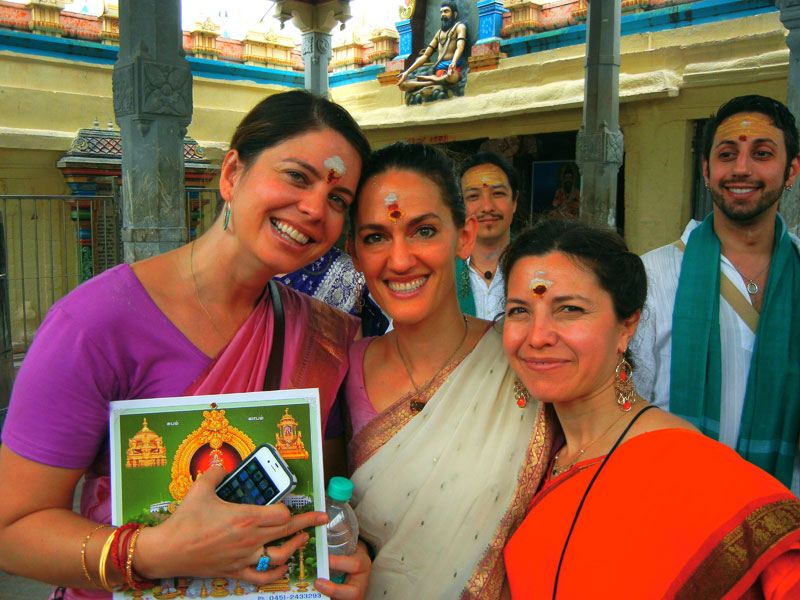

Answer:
[349,328,552,599]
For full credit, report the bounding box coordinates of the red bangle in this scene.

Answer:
[111,523,138,582]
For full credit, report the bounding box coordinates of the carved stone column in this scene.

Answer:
[779,0,800,236]
[274,0,352,96]
[113,0,192,262]
[575,0,624,228]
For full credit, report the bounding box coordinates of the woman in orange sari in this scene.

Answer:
[501,220,800,599]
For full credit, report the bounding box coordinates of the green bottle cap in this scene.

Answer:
[327,476,354,502]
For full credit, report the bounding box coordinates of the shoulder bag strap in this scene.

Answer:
[264,280,285,391]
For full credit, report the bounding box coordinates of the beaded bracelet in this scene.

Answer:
[80,524,110,588]
[125,525,148,590]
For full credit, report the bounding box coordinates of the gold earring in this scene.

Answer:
[615,356,635,412]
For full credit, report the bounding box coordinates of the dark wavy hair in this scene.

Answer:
[702,95,799,179]
[502,219,646,322]
[229,90,371,170]
[350,142,466,234]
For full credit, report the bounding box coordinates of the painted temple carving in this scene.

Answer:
[126,418,167,468]
[396,1,471,104]
[274,408,309,460]
[168,405,256,503]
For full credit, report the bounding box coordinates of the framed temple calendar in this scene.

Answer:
[108,389,330,600]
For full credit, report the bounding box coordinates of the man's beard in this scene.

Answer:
[441,14,455,30]
[708,179,784,223]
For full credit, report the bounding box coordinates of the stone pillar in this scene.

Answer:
[274,0,352,96]
[302,31,333,94]
[113,0,192,262]
[779,0,800,236]
[575,0,624,228]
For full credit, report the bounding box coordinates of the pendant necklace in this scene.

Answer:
[396,314,469,413]
[551,408,629,478]
[734,259,771,295]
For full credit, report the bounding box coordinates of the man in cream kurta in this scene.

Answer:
[630,220,800,495]
[630,94,800,495]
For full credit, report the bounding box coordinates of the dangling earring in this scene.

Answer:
[459,263,471,300]
[615,355,636,412]
[223,202,231,230]
[785,184,794,192]
[513,378,530,408]
[353,273,366,314]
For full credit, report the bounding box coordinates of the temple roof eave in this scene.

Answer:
[349,69,686,132]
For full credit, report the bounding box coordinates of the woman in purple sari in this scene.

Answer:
[0,91,370,600]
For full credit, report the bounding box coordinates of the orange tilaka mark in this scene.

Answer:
[326,169,341,184]
[532,284,548,297]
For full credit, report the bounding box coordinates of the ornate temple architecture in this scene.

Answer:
[125,418,167,469]
[0,0,796,358]
[274,407,309,460]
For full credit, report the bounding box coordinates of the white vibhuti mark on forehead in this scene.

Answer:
[323,155,346,183]
[384,193,399,206]
[324,155,346,174]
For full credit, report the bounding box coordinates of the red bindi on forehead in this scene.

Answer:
[739,135,747,142]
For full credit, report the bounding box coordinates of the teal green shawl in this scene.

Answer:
[670,213,800,487]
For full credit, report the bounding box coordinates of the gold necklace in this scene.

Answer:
[189,241,227,341]
[551,409,629,478]
[396,314,469,413]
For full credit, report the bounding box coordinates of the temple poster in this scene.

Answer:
[109,389,330,600]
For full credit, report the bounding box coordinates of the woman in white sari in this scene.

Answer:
[343,142,554,598]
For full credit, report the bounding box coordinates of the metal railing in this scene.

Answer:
[0,188,222,355]
[0,194,120,355]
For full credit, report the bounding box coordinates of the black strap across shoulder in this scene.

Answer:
[263,280,284,391]
[552,404,657,599]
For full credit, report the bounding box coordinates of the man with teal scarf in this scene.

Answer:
[630,95,800,492]
[456,151,519,319]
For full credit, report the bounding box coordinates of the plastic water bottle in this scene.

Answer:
[326,476,359,584]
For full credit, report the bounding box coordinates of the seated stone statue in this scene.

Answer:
[396,0,469,104]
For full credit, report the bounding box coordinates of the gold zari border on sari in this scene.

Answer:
[348,351,467,474]
[673,498,800,599]
[462,405,556,599]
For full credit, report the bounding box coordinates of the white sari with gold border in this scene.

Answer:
[348,328,553,599]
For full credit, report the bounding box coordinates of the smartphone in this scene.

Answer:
[215,444,297,506]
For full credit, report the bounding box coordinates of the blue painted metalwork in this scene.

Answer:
[476,0,508,46]
[396,18,414,60]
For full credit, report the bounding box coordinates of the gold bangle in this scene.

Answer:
[125,525,146,590]
[97,528,118,592]
[80,524,109,587]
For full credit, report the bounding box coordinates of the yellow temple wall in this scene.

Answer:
[0,11,791,258]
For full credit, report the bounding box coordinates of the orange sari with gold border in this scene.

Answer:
[504,428,800,599]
